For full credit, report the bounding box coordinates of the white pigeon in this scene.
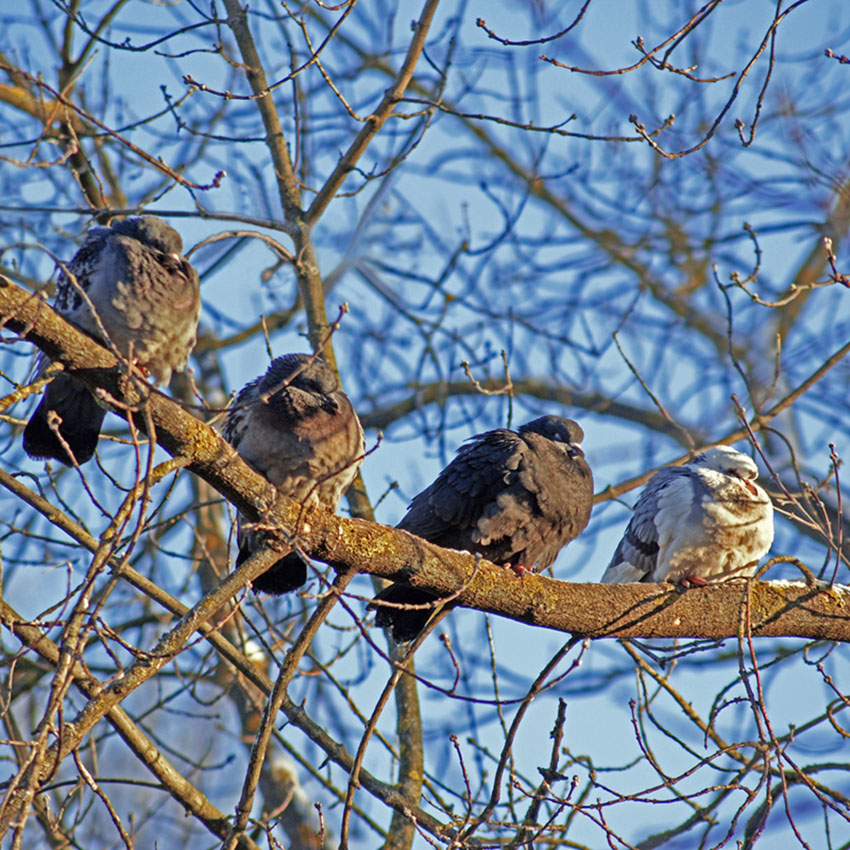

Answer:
[601,445,774,585]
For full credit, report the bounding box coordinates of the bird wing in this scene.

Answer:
[222,378,301,484]
[53,228,111,319]
[601,466,694,583]
[222,378,260,451]
[397,429,527,551]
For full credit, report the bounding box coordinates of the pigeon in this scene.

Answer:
[371,415,594,642]
[223,353,365,594]
[23,216,201,465]
[601,445,774,586]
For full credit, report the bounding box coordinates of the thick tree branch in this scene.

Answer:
[1,274,848,643]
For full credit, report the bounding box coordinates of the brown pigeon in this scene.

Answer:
[601,445,774,586]
[223,353,365,594]
[23,216,201,465]
[371,415,594,642]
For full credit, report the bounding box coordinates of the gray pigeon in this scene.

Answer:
[601,445,774,585]
[371,415,594,642]
[223,353,365,594]
[23,216,201,465]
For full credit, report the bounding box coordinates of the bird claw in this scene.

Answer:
[509,564,532,577]
[679,574,708,588]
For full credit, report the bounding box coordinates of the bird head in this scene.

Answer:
[260,354,341,418]
[110,216,184,255]
[693,445,761,493]
[520,415,587,461]
[521,415,583,445]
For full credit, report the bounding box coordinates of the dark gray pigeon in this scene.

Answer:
[601,445,774,585]
[371,415,594,642]
[223,353,365,594]
[23,216,201,465]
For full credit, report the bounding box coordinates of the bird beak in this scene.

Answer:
[730,469,759,496]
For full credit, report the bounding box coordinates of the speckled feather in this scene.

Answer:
[23,217,200,465]
[371,415,594,641]
[223,354,365,594]
[601,445,774,585]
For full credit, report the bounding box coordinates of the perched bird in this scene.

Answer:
[371,415,594,642]
[223,353,365,594]
[601,445,774,586]
[23,216,201,465]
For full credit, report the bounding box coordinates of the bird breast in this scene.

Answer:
[240,400,364,508]
[654,468,773,582]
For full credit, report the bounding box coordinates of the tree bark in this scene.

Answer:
[2,275,848,643]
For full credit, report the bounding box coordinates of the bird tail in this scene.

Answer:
[23,374,106,466]
[237,546,308,595]
[369,584,440,643]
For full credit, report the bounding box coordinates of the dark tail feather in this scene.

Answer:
[23,375,106,466]
[369,584,440,643]
[236,545,308,595]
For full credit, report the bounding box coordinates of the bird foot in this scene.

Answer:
[509,564,532,577]
[679,574,708,588]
